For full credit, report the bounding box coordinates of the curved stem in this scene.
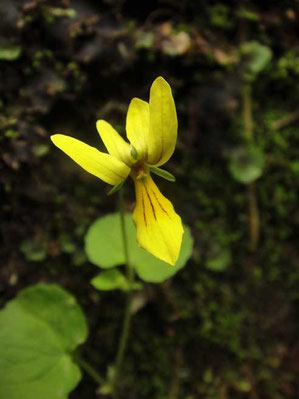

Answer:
[74,352,105,386]
[112,187,135,397]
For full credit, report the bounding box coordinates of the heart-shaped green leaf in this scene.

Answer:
[91,269,143,291]
[91,269,129,291]
[229,146,265,184]
[240,41,272,81]
[85,213,193,283]
[0,284,88,399]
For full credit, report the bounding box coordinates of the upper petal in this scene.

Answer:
[96,120,133,166]
[126,98,149,161]
[132,174,183,265]
[51,134,130,185]
[147,77,178,166]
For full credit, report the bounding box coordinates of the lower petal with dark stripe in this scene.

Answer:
[132,174,183,265]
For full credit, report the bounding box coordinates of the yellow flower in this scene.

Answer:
[51,77,183,265]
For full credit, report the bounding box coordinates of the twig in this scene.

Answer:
[219,385,227,399]
[271,109,299,130]
[247,183,259,251]
[242,84,260,251]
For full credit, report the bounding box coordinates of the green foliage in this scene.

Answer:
[236,8,259,21]
[206,245,231,271]
[241,41,272,81]
[136,32,154,50]
[32,143,50,157]
[208,4,233,29]
[85,213,193,283]
[59,233,77,254]
[92,269,128,291]
[276,48,299,78]
[196,219,235,272]
[20,239,47,262]
[0,285,88,399]
[0,45,22,61]
[91,269,142,291]
[46,7,76,19]
[85,213,126,269]
[228,146,265,184]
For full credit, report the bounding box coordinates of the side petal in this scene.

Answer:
[96,120,133,166]
[51,134,130,185]
[132,174,183,265]
[147,76,178,166]
[126,98,149,160]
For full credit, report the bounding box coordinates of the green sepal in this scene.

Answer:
[136,173,147,180]
[149,166,176,182]
[130,145,138,160]
[107,181,124,196]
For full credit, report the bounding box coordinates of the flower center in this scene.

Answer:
[131,162,148,180]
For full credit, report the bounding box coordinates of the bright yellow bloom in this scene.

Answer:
[51,77,183,265]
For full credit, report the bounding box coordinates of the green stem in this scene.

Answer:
[242,84,253,141]
[74,352,105,386]
[119,187,132,281]
[112,188,134,397]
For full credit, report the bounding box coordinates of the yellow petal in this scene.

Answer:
[126,98,149,160]
[147,76,178,166]
[96,120,133,166]
[132,174,183,265]
[51,134,130,185]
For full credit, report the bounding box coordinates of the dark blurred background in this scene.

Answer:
[1,0,299,398]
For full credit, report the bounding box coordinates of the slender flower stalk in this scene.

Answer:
[74,352,105,386]
[111,187,134,397]
[51,77,183,265]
